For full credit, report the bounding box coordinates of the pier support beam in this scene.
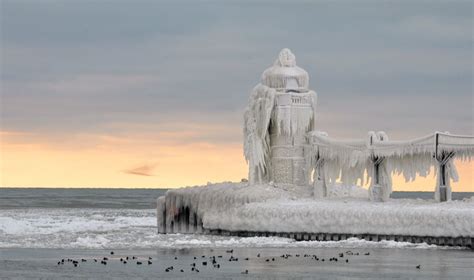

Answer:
[313,155,327,198]
[434,133,455,202]
[368,132,390,202]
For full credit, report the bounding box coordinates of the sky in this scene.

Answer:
[1,0,473,190]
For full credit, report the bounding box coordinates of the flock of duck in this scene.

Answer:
[57,249,421,274]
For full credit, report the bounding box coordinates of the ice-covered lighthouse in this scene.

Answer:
[244,48,317,186]
[157,48,474,247]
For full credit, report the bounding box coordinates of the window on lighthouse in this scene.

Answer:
[285,78,299,93]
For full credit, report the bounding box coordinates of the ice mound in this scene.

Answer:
[206,197,473,237]
[157,182,473,238]
[156,182,314,234]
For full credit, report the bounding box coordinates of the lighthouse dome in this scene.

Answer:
[261,48,309,91]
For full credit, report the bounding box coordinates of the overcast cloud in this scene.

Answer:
[1,0,473,141]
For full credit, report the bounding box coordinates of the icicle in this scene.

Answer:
[308,131,474,196]
[271,92,315,137]
[243,84,276,184]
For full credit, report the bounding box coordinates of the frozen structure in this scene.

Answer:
[244,48,317,186]
[157,49,474,247]
[309,131,474,202]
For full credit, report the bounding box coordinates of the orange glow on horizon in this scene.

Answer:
[0,129,473,191]
[391,160,473,192]
[0,129,247,188]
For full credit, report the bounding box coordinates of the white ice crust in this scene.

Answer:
[157,182,473,237]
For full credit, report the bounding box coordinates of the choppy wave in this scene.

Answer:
[0,208,461,250]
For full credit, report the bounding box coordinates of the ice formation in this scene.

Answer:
[204,198,474,237]
[244,48,317,186]
[309,131,474,202]
[157,48,474,242]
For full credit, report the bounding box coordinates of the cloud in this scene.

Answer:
[393,15,472,42]
[1,1,472,143]
[123,163,158,177]
[1,1,472,189]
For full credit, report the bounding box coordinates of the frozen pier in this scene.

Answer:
[156,49,474,248]
[157,183,474,248]
[209,230,473,248]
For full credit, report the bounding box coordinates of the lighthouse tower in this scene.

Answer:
[244,49,317,186]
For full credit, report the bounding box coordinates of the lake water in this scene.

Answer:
[0,188,472,279]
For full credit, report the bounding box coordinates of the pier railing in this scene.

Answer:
[309,131,474,202]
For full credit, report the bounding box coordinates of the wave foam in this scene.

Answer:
[0,208,461,250]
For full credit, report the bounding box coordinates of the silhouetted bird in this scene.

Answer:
[110,251,114,255]
[416,265,421,269]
